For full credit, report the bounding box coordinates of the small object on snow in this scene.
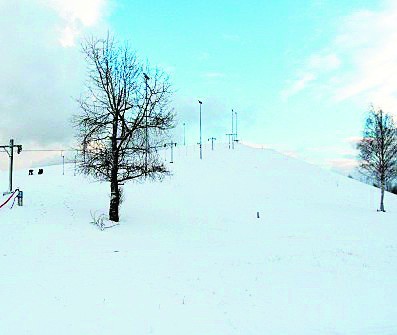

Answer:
[17,190,23,207]
[28,169,33,175]
[38,168,44,175]
[113,250,119,253]
[257,211,260,219]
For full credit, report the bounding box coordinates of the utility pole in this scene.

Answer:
[231,109,234,149]
[208,137,216,150]
[61,151,65,175]
[0,139,22,194]
[144,73,150,175]
[164,141,177,163]
[226,133,233,149]
[234,110,238,143]
[198,100,203,159]
[183,122,186,146]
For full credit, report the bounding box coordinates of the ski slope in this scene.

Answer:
[1,144,397,334]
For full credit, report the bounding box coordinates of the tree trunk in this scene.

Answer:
[109,109,120,222]
[109,177,120,222]
[380,180,386,212]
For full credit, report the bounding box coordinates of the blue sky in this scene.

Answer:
[106,0,388,170]
[1,0,396,172]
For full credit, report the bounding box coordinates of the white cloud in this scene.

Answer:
[40,0,108,46]
[0,0,109,169]
[326,158,358,172]
[343,136,362,145]
[59,25,80,47]
[281,73,316,99]
[282,53,340,99]
[283,1,397,113]
[47,0,106,26]
[308,53,341,72]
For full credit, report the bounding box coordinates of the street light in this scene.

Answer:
[198,100,203,159]
[61,150,65,175]
[226,133,233,149]
[231,109,234,149]
[235,110,238,142]
[164,141,177,163]
[208,137,216,151]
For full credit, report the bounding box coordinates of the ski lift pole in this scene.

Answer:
[0,139,22,194]
[208,137,216,151]
[61,151,65,175]
[164,141,177,163]
[231,109,234,149]
[198,100,203,160]
[226,133,233,149]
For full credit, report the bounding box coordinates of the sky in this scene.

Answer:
[1,0,397,173]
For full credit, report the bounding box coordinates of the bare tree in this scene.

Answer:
[73,35,175,222]
[357,106,397,212]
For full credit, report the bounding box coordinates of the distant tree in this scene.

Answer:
[357,106,397,212]
[389,184,397,195]
[73,35,175,222]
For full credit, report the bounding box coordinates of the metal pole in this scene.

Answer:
[235,110,238,142]
[62,152,65,175]
[198,100,202,159]
[231,109,234,149]
[226,134,233,149]
[208,137,216,150]
[171,142,175,163]
[183,122,186,146]
[9,139,14,192]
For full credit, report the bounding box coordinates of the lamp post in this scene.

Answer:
[208,137,216,151]
[198,100,203,159]
[164,141,177,163]
[226,133,233,149]
[235,110,238,142]
[231,109,235,149]
[61,150,65,175]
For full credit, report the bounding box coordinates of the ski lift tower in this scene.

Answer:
[0,139,22,194]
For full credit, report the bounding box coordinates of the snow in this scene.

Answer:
[1,144,397,334]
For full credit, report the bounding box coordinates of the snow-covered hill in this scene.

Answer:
[1,144,396,334]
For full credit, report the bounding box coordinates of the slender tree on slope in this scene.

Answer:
[357,106,397,212]
[74,35,175,222]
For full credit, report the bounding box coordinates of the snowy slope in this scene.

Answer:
[1,144,397,335]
